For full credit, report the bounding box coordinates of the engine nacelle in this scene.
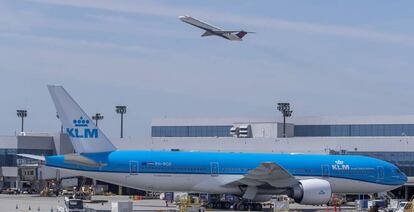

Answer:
[291,179,332,205]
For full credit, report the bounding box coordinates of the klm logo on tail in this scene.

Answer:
[66,117,98,138]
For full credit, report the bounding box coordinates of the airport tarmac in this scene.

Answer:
[3,194,355,212]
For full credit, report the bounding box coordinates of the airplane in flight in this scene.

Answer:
[178,15,254,41]
[20,86,406,211]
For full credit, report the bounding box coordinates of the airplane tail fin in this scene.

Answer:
[236,30,254,39]
[48,85,117,153]
[236,31,248,39]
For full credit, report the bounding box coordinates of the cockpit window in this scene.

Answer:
[395,169,402,174]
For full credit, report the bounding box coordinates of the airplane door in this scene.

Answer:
[130,161,138,175]
[322,165,330,177]
[210,162,219,177]
[377,166,384,179]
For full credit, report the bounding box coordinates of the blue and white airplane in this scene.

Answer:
[21,86,406,209]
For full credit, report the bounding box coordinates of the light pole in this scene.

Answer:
[92,113,104,127]
[277,103,292,138]
[115,106,126,138]
[16,110,27,133]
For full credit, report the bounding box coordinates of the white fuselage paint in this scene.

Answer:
[222,33,241,41]
[58,168,399,195]
[178,16,242,41]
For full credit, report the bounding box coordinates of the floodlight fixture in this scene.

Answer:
[16,110,27,133]
[115,106,127,138]
[277,103,293,138]
[92,113,104,127]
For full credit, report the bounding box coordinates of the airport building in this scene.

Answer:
[150,115,414,199]
[0,133,73,191]
[1,114,414,198]
[0,133,142,194]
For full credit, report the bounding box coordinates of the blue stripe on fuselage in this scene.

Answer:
[45,151,407,186]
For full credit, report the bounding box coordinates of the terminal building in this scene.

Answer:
[1,114,414,198]
[0,133,73,190]
[151,115,414,199]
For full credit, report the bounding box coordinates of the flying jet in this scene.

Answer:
[178,15,253,41]
[20,86,407,211]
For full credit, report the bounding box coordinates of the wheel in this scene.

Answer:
[237,203,247,211]
[239,203,249,211]
[223,202,231,209]
[207,202,214,208]
[254,203,262,211]
[215,202,222,209]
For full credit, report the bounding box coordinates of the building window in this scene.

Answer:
[295,124,414,137]
[152,126,232,137]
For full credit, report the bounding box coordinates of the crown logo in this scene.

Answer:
[335,160,344,165]
[73,117,90,127]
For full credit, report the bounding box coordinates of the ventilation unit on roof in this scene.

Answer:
[230,125,251,138]
[230,126,239,137]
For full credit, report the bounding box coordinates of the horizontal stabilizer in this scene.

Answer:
[17,154,45,161]
[64,154,107,168]
[236,31,255,39]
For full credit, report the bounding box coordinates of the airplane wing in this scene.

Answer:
[179,15,221,31]
[234,162,298,188]
[212,30,240,34]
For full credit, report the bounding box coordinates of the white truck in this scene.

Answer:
[57,197,85,212]
[395,201,408,212]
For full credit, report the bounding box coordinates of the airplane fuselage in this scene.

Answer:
[211,31,242,41]
[42,85,408,205]
[46,151,407,195]
[178,15,249,41]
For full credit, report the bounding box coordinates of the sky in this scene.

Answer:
[0,0,414,138]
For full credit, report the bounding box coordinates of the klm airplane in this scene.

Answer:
[21,86,407,210]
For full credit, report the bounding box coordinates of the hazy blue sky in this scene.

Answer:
[1,0,414,138]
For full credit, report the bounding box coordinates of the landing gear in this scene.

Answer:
[254,203,263,211]
[223,202,232,209]
[206,201,231,209]
[234,202,263,211]
[207,202,214,209]
[235,202,246,210]
[203,194,264,211]
[215,202,222,209]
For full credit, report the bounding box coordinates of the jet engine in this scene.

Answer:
[291,179,332,205]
